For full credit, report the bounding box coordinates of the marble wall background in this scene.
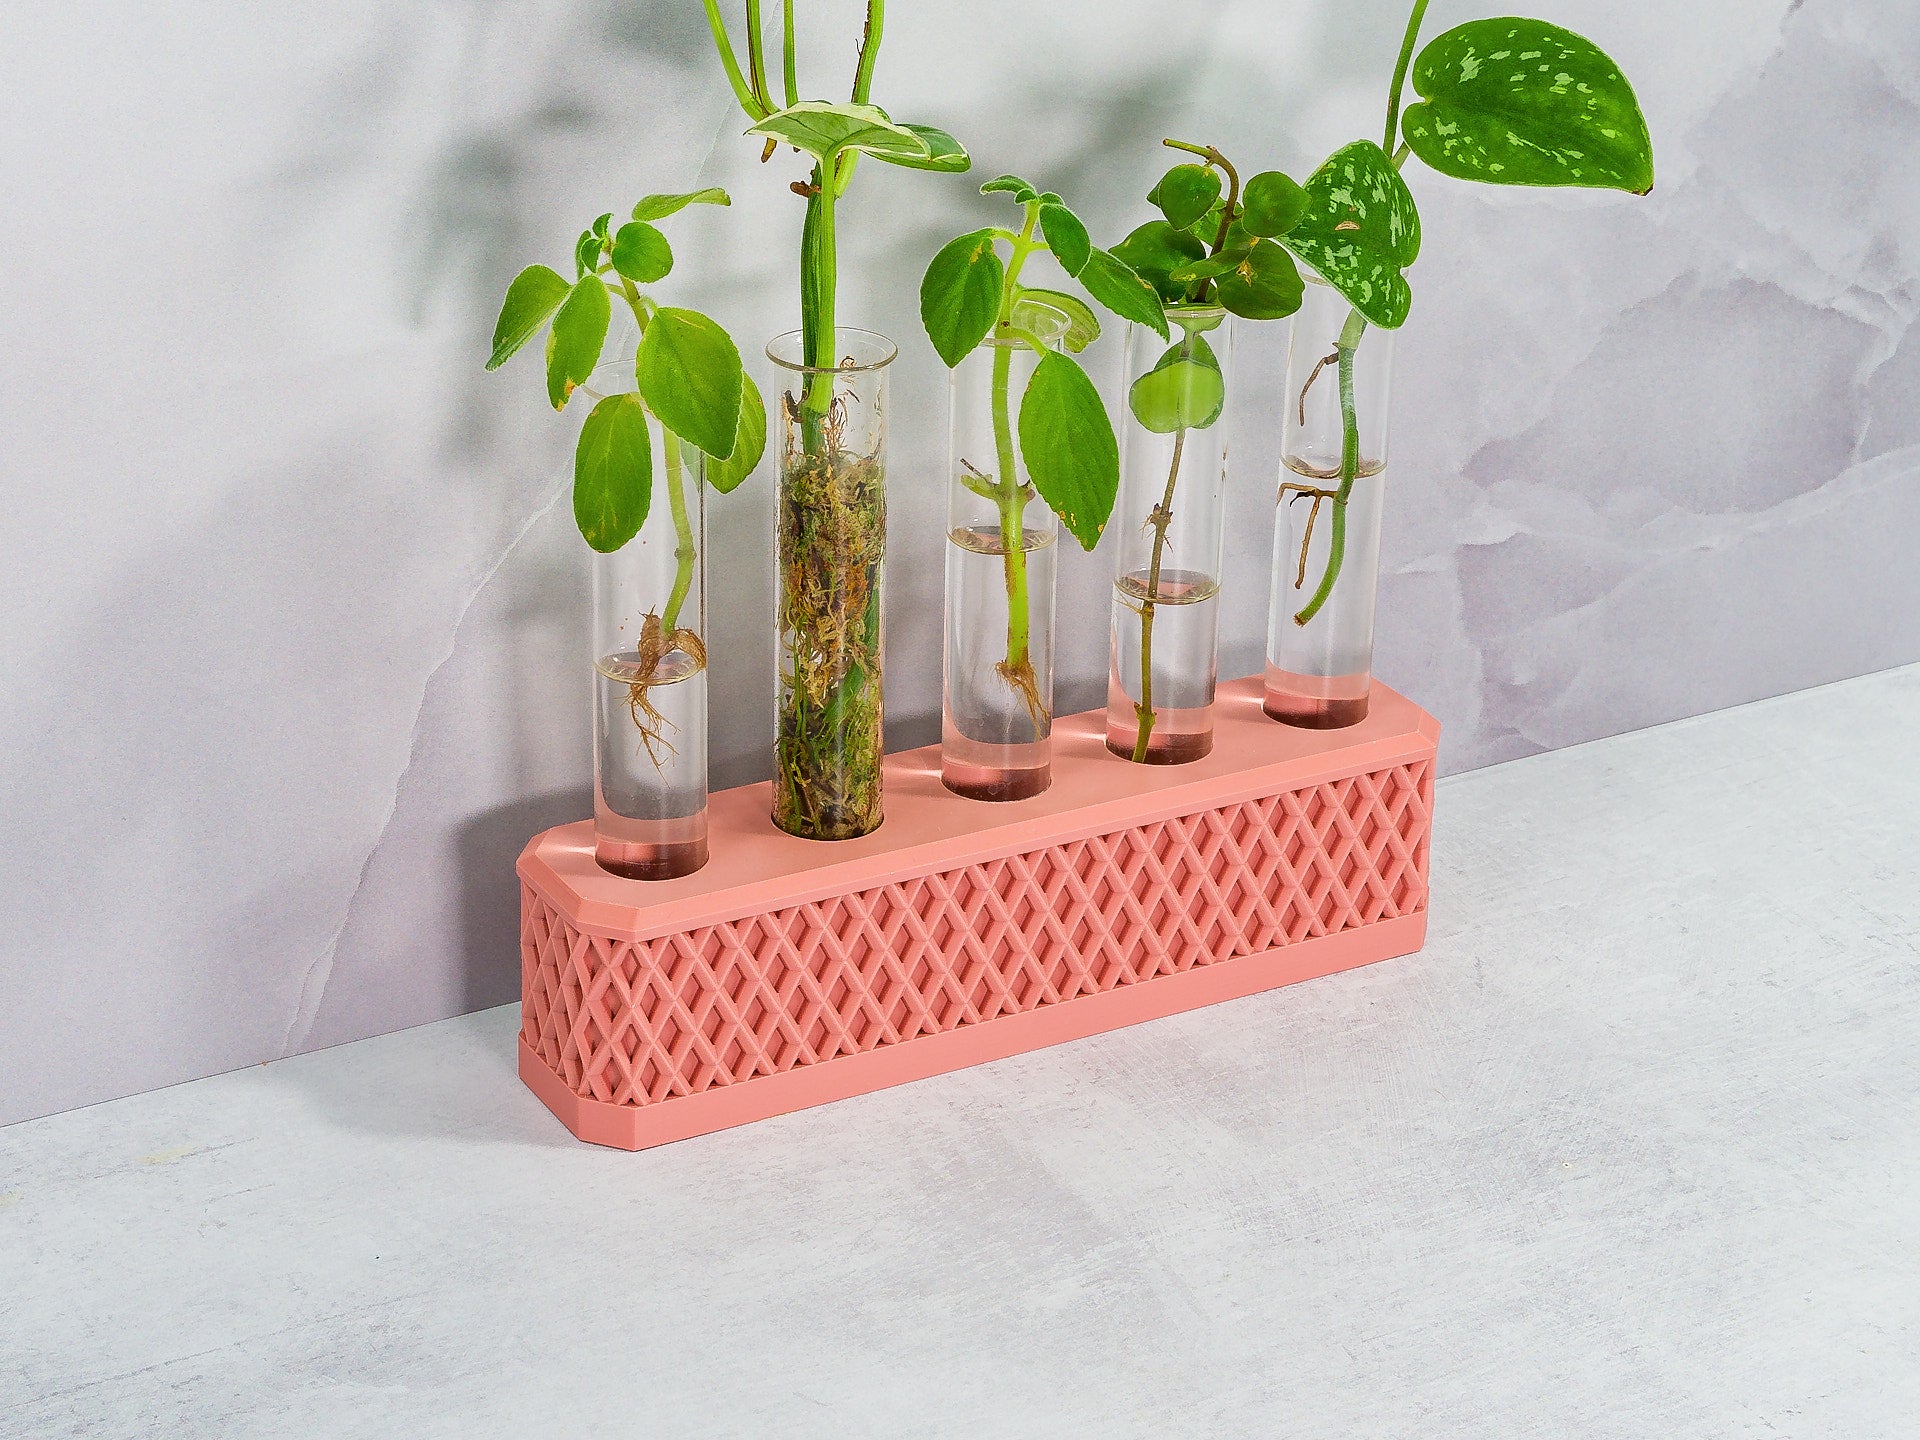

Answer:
[3,0,1914,1124]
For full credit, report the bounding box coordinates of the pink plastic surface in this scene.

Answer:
[519,676,1439,1150]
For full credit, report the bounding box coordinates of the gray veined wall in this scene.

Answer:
[2,0,1915,1124]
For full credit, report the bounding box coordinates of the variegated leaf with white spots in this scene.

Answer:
[1279,140,1420,330]
[1401,18,1654,194]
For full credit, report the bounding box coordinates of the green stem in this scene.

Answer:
[1383,0,1431,153]
[698,0,765,118]
[800,171,837,445]
[660,429,697,633]
[781,0,798,106]
[614,276,698,635]
[1293,308,1367,626]
[745,0,774,112]
[851,0,883,103]
[986,206,1042,689]
[1132,420,1189,763]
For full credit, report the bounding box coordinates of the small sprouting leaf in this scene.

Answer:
[1152,164,1222,230]
[574,228,603,279]
[547,275,611,409]
[590,212,613,241]
[705,371,766,494]
[1128,337,1225,433]
[746,100,931,164]
[1402,19,1654,193]
[1279,140,1421,329]
[573,393,652,553]
[631,188,731,221]
[981,173,1039,203]
[873,122,971,173]
[1076,248,1170,340]
[920,229,1006,368]
[610,221,673,283]
[1215,240,1304,320]
[1110,221,1207,304]
[1012,288,1099,352]
[487,264,570,370]
[634,307,744,458]
[1037,201,1090,276]
[1018,351,1119,550]
[1239,171,1308,238]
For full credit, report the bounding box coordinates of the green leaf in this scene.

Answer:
[1152,164,1222,230]
[1128,337,1225,433]
[1037,201,1090,276]
[1215,240,1304,321]
[634,307,744,458]
[1012,288,1099,352]
[1239,171,1308,238]
[1402,19,1654,193]
[746,100,931,164]
[573,394,652,553]
[1279,140,1421,329]
[872,122,972,173]
[705,371,767,494]
[920,229,1006,368]
[574,228,603,279]
[1110,221,1207,304]
[631,188,731,221]
[590,212,613,242]
[609,221,673,284]
[1018,351,1120,550]
[981,173,1038,203]
[1078,248,1170,340]
[487,265,570,371]
[1167,250,1251,283]
[546,275,611,409]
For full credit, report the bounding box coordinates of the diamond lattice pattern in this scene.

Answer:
[522,762,1432,1107]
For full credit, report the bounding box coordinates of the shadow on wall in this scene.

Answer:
[458,787,592,1016]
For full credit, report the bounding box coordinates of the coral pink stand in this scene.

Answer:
[519,676,1438,1150]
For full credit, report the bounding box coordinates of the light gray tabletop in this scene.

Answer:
[4,666,1917,1439]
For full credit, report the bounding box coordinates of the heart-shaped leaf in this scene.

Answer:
[1037,200,1090,276]
[705,371,767,494]
[1110,221,1207,304]
[1128,336,1225,433]
[487,265,570,370]
[1076,248,1170,340]
[920,229,1006,368]
[1279,140,1421,329]
[632,188,731,222]
[1151,164,1222,231]
[573,393,652,553]
[747,100,931,164]
[634,307,744,458]
[547,275,611,409]
[1018,351,1119,550]
[872,122,971,173]
[1402,19,1654,193]
[1215,240,1304,321]
[1012,288,1099,352]
[981,174,1038,203]
[1239,171,1308,238]
[610,221,673,284]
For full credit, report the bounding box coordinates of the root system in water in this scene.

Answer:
[775,443,886,840]
[612,612,708,771]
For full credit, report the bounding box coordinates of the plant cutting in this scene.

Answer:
[918,174,1167,798]
[1101,144,1311,763]
[487,189,764,877]
[1262,3,1653,727]
[702,0,969,840]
